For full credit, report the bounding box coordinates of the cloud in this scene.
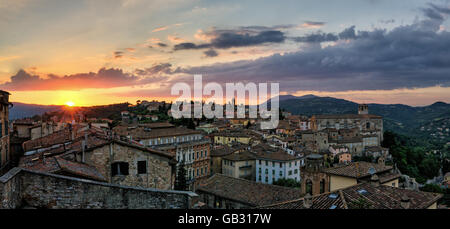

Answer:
[169,5,450,93]
[1,68,167,91]
[157,42,168,47]
[292,31,339,43]
[203,49,218,57]
[299,21,326,29]
[174,28,286,51]
[134,63,174,75]
[167,35,186,43]
[113,51,124,58]
[152,26,169,32]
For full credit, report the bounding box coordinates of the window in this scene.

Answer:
[137,161,147,174]
[111,162,129,176]
[265,161,268,166]
[320,179,325,194]
[306,179,313,195]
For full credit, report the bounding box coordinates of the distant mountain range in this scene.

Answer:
[9,102,63,120]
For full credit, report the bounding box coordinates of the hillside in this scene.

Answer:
[9,102,63,120]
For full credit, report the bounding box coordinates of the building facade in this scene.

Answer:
[255,149,301,184]
[0,90,11,175]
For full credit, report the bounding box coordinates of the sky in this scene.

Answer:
[1,0,450,106]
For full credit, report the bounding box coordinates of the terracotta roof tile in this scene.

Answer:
[197,174,302,207]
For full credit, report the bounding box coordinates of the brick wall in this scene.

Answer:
[0,168,198,209]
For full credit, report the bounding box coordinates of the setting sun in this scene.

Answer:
[66,101,75,107]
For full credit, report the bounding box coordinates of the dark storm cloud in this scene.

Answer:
[339,26,357,40]
[292,32,339,43]
[170,5,450,92]
[203,49,218,57]
[157,42,168,47]
[113,51,123,58]
[173,42,211,50]
[174,29,286,51]
[135,63,174,75]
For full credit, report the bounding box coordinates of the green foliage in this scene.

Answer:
[420,184,443,193]
[353,155,375,163]
[272,178,301,188]
[382,131,442,184]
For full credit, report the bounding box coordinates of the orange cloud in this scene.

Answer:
[152,26,169,32]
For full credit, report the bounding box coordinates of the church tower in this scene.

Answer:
[358,104,369,115]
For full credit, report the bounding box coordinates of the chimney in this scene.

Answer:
[370,174,380,187]
[303,193,312,209]
[400,194,410,209]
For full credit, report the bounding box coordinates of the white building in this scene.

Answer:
[254,148,301,184]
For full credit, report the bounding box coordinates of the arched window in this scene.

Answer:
[366,122,371,129]
[306,179,313,195]
[320,179,325,194]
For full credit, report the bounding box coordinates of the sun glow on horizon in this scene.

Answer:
[65,101,75,107]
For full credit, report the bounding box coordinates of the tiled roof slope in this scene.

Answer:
[324,162,392,178]
[197,174,302,207]
[261,182,442,209]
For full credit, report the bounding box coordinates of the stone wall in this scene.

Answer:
[0,167,198,209]
[82,142,175,190]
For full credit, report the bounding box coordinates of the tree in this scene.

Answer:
[187,118,196,129]
[174,162,188,191]
[272,178,301,188]
[420,184,443,194]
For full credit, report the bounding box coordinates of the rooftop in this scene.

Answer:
[261,182,442,209]
[324,162,393,178]
[313,114,382,119]
[222,151,256,161]
[197,174,302,207]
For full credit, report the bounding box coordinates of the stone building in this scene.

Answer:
[113,123,210,190]
[0,168,198,209]
[300,154,330,195]
[80,139,177,190]
[310,104,383,144]
[21,125,177,190]
[0,90,12,175]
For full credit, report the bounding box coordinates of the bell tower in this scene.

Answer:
[358,104,369,115]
